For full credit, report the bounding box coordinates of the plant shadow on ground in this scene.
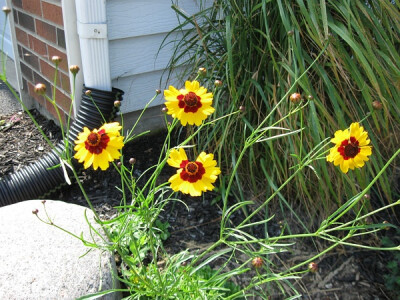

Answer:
[0,109,399,299]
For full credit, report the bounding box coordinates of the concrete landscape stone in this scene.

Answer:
[0,200,120,300]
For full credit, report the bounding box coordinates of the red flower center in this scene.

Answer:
[338,137,360,160]
[177,92,202,113]
[180,160,205,183]
[85,129,110,154]
[185,162,199,175]
[87,132,100,146]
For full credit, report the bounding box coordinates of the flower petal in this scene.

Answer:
[74,122,124,170]
[327,122,372,173]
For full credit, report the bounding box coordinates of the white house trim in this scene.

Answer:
[62,0,83,116]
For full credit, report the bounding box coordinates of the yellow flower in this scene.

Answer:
[167,148,221,196]
[164,80,215,126]
[326,122,372,173]
[74,122,124,170]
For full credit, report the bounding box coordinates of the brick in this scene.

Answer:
[39,58,71,93]
[28,78,66,125]
[56,28,65,49]
[28,35,47,57]
[46,98,66,125]
[15,27,28,46]
[22,78,28,92]
[59,71,71,93]
[28,81,46,108]
[22,0,42,17]
[47,45,67,72]
[55,88,72,112]
[35,19,56,44]
[39,59,56,82]
[20,61,33,82]
[18,11,35,32]
[42,2,63,26]
[21,47,40,70]
[17,45,23,59]
[12,0,22,8]
[33,71,51,98]
[13,9,18,24]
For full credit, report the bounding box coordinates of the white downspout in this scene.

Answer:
[74,0,112,92]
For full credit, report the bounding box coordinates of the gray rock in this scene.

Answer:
[0,200,121,300]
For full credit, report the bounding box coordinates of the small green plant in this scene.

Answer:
[382,228,400,294]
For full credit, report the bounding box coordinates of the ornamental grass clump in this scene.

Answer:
[165,0,400,221]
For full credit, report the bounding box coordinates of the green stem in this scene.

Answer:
[320,147,400,229]
[325,199,400,233]
[34,214,86,242]
[1,15,7,77]
[64,73,77,154]
[189,239,223,267]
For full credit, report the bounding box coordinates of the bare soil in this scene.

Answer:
[0,108,398,299]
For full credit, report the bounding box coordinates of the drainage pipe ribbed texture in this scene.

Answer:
[0,86,124,207]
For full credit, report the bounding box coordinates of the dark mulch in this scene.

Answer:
[0,109,398,299]
[0,110,61,176]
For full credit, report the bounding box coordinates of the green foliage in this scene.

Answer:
[382,229,400,294]
[122,260,242,300]
[165,0,400,221]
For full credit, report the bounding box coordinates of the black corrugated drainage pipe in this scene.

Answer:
[0,85,124,207]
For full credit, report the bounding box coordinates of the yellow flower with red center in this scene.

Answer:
[326,122,372,173]
[167,148,221,196]
[74,122,124,170]
[164,80,215,126]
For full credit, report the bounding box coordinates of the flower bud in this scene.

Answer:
[198,67,206,76]
[129,158,136,165]
[156,89,161,95]
[252,257,263,269]
[383,220,391,230]
[41,200,46,204]
[51,56,62,65]
[239,105,245,112]
[85,90,92,97]
[34,83,47,95]
[32,209,39,215]
[289,93,302,104]
[214,80,223,87]
[363,194,371,200]
[2,6,11,15]
[69,65,80,75]
[307,94,314,100]
[117,161,122,168]
[114,100,121,108]
[162,106,168,113]
[287,30,294,36]
[372,101,382,110]
[308,262,318,273]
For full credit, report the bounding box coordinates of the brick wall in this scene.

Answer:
[11,0,71,124]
